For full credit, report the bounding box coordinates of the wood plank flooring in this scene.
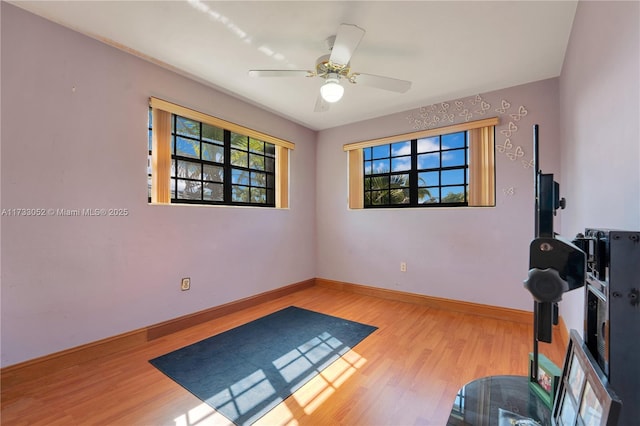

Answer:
[1,285,566,425]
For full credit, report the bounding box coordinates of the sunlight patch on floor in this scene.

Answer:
[252,349,368,424]
[293,348,367,414]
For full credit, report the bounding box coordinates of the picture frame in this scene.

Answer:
[529,352,562,408]
[552,330,622,426]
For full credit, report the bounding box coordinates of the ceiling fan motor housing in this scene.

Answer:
[315,54,351,79]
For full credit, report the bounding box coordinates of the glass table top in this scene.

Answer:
[447,375,552,426]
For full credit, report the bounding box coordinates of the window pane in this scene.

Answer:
[267,175,275,189]
[417,153,439,169]
[364,192,372,205]
[265,143,276,157]
[177,160,201,179]
[364,147,372,161]
[250,187,267,203]
[251,171,266,187]
[391,156,411,172]
[442,149,465,167]
[204,182,224,201]
[372,159,390,174]
[390,188,410,204]
[442,186,466,203]
[391,141,411,156]
[249,138,264,153]
[364,160,373,175]
[176,137,199,159]
[176,116,200,138]
[368,175,389,190]
[231,133,248,149]
[442,132,466,149]
[148,130,152,151]
[265,157,275,173]
[232,185,250,202]
[177,179,201,200]
[372,145,390,159]
[417,136,439,153]
[442,169,465,185]
[170,178,176,199]
[232,169,250,185]
[419,171,439,186]
[391,174,410,188]
[203,164,223,182]
[417,187,429,203]
[420,188,439,204]
[371,190,388,205]
[202,143,224,163]
[202,123,223,143]
[364,177,372,190]
[231,149,248,167]
[249,154,265,170]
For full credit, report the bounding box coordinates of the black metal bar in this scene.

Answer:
[532,301,539,384]
[532,124,540,385]
[533,124,540,238]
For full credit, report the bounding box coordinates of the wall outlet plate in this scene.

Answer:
[181,277,190,291]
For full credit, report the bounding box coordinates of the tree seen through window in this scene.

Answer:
[363,131,468,207]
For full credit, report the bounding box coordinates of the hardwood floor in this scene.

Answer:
[1,285,566,426]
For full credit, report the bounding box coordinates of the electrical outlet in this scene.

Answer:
[400,262,407,272]
[181,277,190,291]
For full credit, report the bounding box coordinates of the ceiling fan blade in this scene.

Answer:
[329,24,365,67]
[248,70,313,78]
[314,93,330,112]
[352,73,412,93]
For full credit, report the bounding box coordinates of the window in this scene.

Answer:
[148,98,294,208]
[363,132,469,207]
[345,118,498,209]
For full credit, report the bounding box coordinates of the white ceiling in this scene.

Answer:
[10,1,578,131]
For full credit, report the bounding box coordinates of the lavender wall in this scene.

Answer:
[316,78,562,311]
[0,4,317,367]
[558,1,640,333]
[4,1,635,369]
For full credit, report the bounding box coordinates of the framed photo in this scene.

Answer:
[580,382,604,426]
[552,330,622,426]
[567,353,585,399]
[529,352,561,408]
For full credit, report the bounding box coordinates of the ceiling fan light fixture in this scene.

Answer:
[249,24,412,112]
[320,75,344,103]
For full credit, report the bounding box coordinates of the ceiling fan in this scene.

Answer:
[248,23,412,112]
